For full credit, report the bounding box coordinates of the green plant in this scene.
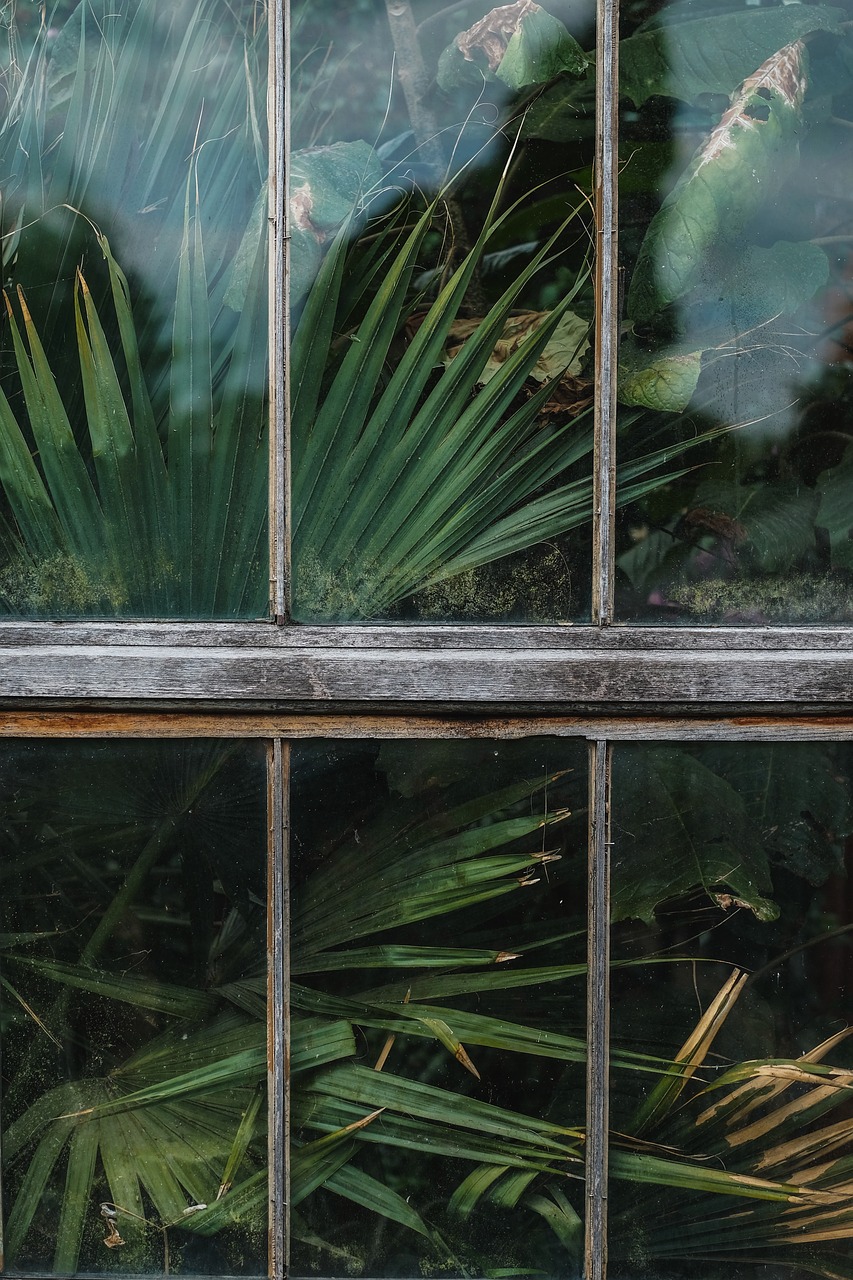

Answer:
[290,183,726,621]
[289,741,853,1277]
[607,0,853,617]
[0,0,735,624]
[291,185,597,621]
[0,0,268,616]
[609,973,853,1276]
[0,742,270,1274]
[6,740,853,1277]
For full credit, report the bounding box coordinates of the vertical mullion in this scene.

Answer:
[268,739,289,1276]
[585,739,611,1280]
[592,0,619,625]
[269,0,289,622]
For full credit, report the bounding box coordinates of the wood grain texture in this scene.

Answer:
[267,740,288,1276]
[0,712,852,736]
[593,0,619,630]
[0,621,851,649]
[0,628,849,707]
[270,0,288,625]
[585,741,611,1280]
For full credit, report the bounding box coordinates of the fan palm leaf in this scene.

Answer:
[0,0,268,617]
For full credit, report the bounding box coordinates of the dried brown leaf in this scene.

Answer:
[455,0,541,70]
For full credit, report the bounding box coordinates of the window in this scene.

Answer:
[0,1,851,1279]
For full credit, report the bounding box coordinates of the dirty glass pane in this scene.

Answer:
[616,0,853,623]
[610,742,853,1277]
[290,739,588,1275]
[0,1,268,618]
[0,741,269,1273]
[289,1,597,623]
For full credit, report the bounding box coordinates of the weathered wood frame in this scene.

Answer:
[0,624,851,711]
[0,0,850,1275]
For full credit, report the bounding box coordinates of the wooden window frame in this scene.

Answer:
[0,1,851,1278]
[0,0,836,723]
[0,623,848,720]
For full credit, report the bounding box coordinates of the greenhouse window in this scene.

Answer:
[0,0,851,1278]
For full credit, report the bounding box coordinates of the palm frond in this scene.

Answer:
[0,0,268,617]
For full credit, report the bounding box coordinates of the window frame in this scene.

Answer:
[0,622,849,714]
[0,0,851,1276]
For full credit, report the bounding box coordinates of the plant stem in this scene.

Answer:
[383,0,486,312]
[384,0,447,182]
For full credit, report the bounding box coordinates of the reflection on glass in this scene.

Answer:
[290,740,588,1276]
[617,0,853,622]
[290,0,603,623]
[610,743,853,1277]
[0,741,269,1274]
[0,1,268,618]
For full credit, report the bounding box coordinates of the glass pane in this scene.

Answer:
[0,740,269,1274]
[616,0,853,623]
[0,2,268,618]
[610,742,853,1277]
[290,739,588,1275]
[289,1,598,623]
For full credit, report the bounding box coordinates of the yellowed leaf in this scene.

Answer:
[443,309,590,383]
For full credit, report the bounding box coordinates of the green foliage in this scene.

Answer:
[495,7,588,89]
[627,41,810,322]
[610,971,853,1275]
[519,72,596,142]
[620,4,842,107]
[290,142,383,308]
[0,0,718,624]
[618,341,703,412]
[0,742,270,1273]
[6,738,853,1277]
[290,192,602,620]
[612,747,779,924]
[691,474,821,572]
[625,239,829,415]
[722,241,830,331]
[289,176,716,618]
[613,0,853,616]
[703,743,851,884]
[437,4,588,92]
[291,741,853,1278]
[0,0,269,616]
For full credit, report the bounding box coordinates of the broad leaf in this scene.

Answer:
[702,744,851,885]
[628,42,810,321]
[437,1,587,92]
[717,240,829,332]
[689,475,819,574]
[289,142,382,308]
[618,340,702,412]
[611,747,778,923]
[519,74,595,142]
[621,5,842,106]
